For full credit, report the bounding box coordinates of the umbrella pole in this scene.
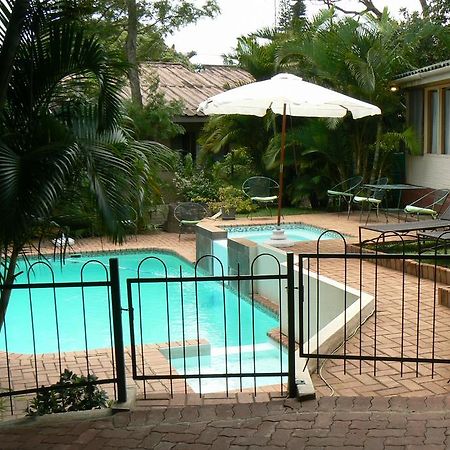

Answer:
[277,104,287,227]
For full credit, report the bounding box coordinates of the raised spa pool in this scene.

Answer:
[225,223,340,243]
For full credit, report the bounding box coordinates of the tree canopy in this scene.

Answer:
[201,1,449,207]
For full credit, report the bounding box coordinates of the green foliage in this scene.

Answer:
[277,0,307,31]
[0,9,129,249]
[224,32,279,80]
[209,186,253,214]
[204,3,448,209]
[26,370,108,416]
[198,114,271,175]
[396,9,450,66]
[126,77,185,141]
[71,0,219,62]
[211,148,257,188]
[0,1,178,329]
[173,153,218,202]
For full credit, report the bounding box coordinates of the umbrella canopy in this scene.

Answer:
[197,73,381,225]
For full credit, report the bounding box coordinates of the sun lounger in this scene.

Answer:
[417,230,450,253]
[359,205,450,244]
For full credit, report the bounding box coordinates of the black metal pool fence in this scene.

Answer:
[0,235,449,416]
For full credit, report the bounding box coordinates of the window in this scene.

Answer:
[445,88,450,154]
[430,90,439,153]
[425,84,450,154]
[406,89,423,146]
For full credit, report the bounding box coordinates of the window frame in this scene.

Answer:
[424,83,450,155]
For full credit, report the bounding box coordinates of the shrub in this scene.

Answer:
[173,153,218,202]
[208,186,254,214]
[211,148,257,188]
[26,369,109,416]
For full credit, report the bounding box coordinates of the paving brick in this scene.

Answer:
[269,429,292,446]
[209,436,234,449]
[277,420,313,430]
[154,442,175,450]
[219,427,256,437]
[162,433,198,444]
[307,437,346,446]
[424,427,447,445]
[73,428,99,445]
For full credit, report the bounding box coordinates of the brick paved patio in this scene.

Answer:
[0,393,449,449]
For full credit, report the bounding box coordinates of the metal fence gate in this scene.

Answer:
[125,254,297,399]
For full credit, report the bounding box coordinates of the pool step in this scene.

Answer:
[210,343,277,356]
[252,294,279,316]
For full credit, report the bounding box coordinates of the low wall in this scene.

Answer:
[218,241,375,374]
[196,222,227,274]
[347,243,450,285]
[250,247,373,372]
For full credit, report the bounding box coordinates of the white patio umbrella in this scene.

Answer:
[198,73,381,242]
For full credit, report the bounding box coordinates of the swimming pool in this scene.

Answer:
[4,251,286,391]
[225,223,340,243]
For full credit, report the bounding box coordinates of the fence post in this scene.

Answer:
[286,252,296,398]
[109,258,127,403]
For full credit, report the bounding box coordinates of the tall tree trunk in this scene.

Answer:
[125,0,143,108]
[370,118,383,183]
[0,0,30,111]
[0,244,21,332]
[419,0,429,17]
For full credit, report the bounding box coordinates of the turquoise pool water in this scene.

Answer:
[3,252,284,372]
[225,223,340,243]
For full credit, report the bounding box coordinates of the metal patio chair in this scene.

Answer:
[242,176,279,218]
[327,175,363,218]
[174,202,208,239]
[404,188,449,221]
[353,177,389,224]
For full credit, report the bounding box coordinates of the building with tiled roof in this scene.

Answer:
[140,62,254,156]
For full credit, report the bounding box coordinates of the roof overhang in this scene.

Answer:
[393,61,450,88]
[173,115,208,123]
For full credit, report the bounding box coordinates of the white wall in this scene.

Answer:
[406,154,450,189]
[252,246,373,352]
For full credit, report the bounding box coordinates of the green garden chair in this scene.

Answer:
[353,177,389,224]
[242,176,279,218]
[174,202,208,239]
[327,176,363,218]
[404,189,449,220]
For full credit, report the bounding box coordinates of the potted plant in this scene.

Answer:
[209,186,253,220]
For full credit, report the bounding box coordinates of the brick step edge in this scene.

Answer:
[346,243,450,285]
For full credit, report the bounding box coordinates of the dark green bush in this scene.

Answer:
[173,153,218,202]
[26,369,108,416]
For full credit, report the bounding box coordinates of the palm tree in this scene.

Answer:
[0,1,172,329]
[278,11,414,178]
[277,9,443,181]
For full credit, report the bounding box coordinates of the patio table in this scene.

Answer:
[363,183,423,222]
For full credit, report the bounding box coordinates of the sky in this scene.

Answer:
[166,0,422,65]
